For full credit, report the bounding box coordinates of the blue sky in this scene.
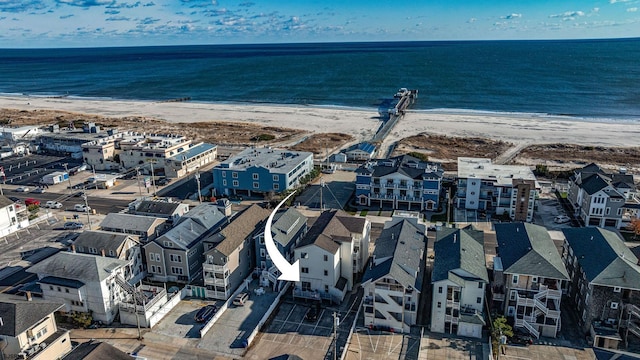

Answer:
[1,0,639,48]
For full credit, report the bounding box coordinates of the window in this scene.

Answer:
[109,250,115,256]
[301,252,308,259]
[170,254,182,263]
[324,255,328,261]
[232,180,239,187]
[253,173,259,180]
[512,275,519,284]
[273,183,279,190]
[149,252,155,261]
[614,286,621,293]
[324,270,328,276]
[532,276,538,283]
[232,172,238,178]
[324,285,329,292]
[611,302,619,309]
[301,267,309,273]
[222,172,226,178]
[57,287,61,292]
[171,267,184,275]
[49,285,54,290]
[437,302,442,308]
[155,253,161,261]
[151,265,156,273]
[477,297,482,304]
[163,241,173,248]
[260,249,266,258]
[259,237,265,245]
[157,267,162,274]
[478,282,483,289]
[65,288,69,293]
[253,182,259,189]
[89,247,98,254]
[273,175,279,181]
[222,179,227,186]
[438,286,443,294]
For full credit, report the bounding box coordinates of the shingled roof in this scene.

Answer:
[0,195,14,208]
[73,230,136,257]
[0,294,64,337]
[362,218,426,291]
[27,251,130,283]
[100,213,166,234]
[563,227,640,290]
[297,210,366,253]
[271,207,307,247]
[432,227,488,285]
[495,223,569,280]
[208,204,270,256]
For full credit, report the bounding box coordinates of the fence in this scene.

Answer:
[244,282,291,348]
[198,274,254,338]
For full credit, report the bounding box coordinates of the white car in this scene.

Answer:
[554,215,571,224]
[45,201,63,209]
[32,188,46,194]
[15,186,29,192]
[74,204,91,212]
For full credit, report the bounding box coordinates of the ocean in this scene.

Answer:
[0,38,639,119]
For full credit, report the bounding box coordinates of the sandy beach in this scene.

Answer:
[1,95,639,148]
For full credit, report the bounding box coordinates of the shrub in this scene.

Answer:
[253,134,276,142]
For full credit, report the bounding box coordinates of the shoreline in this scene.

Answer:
[1,94,639,148]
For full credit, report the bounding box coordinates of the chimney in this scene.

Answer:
[25,291,32,301]
[71,244,76,253]
[101,249,106,257]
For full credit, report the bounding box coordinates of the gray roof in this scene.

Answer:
[581,174,611,195]
[134,200,182,216]
[208,204,270,256]
[495,223,569,280]
[346,142,376,154]
[27,251,130,283]
[168,142,216,161]
[271,207,307,247]
[63,340,133,360]
[362,218,426,291]
[357,154,443,180]
[216,147,313,174]
[563,227,640,290]
[0,294,64,337]
[297,210,366,253]
[73,230,135,257]
[177,203,228,230]
[100,213,166,233]
[0,195,13,208]
[156,218,207,250]
[432,227,489,284]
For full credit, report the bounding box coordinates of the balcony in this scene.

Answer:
[203,263,227,272]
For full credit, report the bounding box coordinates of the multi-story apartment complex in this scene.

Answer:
[362,216,426,333]
[0,195,22,238]
[212,147,314,197]
[492,223,569,338]
[203,205,271,300]
[567,163,636,228]
[294,210,370,304]
[27,252,131,325]
[562,227,640,349]
[254,207,308,290]
[431,226,488,338]
[456,157,539,222]
[355,154,443,211]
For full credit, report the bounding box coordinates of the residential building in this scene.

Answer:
[355,154,444,211]
[362,216,426,333]
[164,142,217,178]
[567,163,635,228]
[0,195,23,238]
[492,223,569,338]
[63,340,132,360]
[27,252,131,324]
[431,226,488,338]
[212,147,314,196]
[455,157,540,222]
[99,213,168,243]
[294,210,370,303]
[72,230,144,283]
[144,203,228,283]
[344,142,376,161]
[37,129,104,159]
[0,125,40,141]
[254,207,308,290]
[130,199,190,223]
[562,227,640,349]
[203,205,271,300]
[0,294,71,360]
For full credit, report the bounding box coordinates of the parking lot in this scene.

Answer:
[151,298,218,339]
[296,170,356,210]
[344,328,407,360]
[1,154,82,186]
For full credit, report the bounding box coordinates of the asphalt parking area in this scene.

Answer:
[500,343,595,359]
[344,328,405,360]
[151,298,216,339]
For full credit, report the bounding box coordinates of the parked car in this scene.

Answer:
[63,222,84,230]
[45,201,63,209]
[233,292,249,306]
[15,186,29,192]
[24,198,40,206]
[305,302,322,322]
[8,196,20,203]
[509,330,533,346]
[554,215,571,224]
[156,178,171,186]
[74,204,91,212]
[194,305,218,322]
[32,187,46,194]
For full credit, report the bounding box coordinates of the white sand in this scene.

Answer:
[1,95,639,147]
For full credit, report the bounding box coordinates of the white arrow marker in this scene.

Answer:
[264,191,300,282]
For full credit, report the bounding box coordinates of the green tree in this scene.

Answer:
[491,316,513,357]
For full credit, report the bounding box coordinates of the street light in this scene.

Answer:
[63,163,73,194]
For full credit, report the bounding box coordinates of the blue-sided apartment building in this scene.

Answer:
[355,154,444,211]
[212,147,314,197]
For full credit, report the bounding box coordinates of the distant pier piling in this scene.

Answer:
[372,88,418,143]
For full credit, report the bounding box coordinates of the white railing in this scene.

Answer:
[516,318,540,338]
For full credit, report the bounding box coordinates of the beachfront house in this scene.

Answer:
[27,252,131,325]
[293,210,370,304]
[99,213,168,243]
[212,147,314,197]
[144,203,228,283]
[254,207,308,290]
[362,216,426,333]
[492,223,569,338]
[567,163,635,228]
[455,157,540,222]
[562,227,640,349]
[0,195,23,238]
[130,199,190,223]
[431,227,488,338]
[0,294,72,360]
[202,205,271,300]
[355,154,444,211]
[344,142,377,161]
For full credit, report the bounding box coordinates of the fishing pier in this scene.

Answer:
[372,87,418,143]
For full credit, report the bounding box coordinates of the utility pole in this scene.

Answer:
[136,167,142,197]
[148,160,157,196]
[132,287,142,340]
[83,186,91,228]
[333,312,339,360]
[195,171,202,204]
[63,163,73,193]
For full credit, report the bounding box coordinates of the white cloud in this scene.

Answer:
[627,7,638,12]
[549,10,586,21]
[501,13,522,20]
[609,0,631,3]
[467,17,477,23]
